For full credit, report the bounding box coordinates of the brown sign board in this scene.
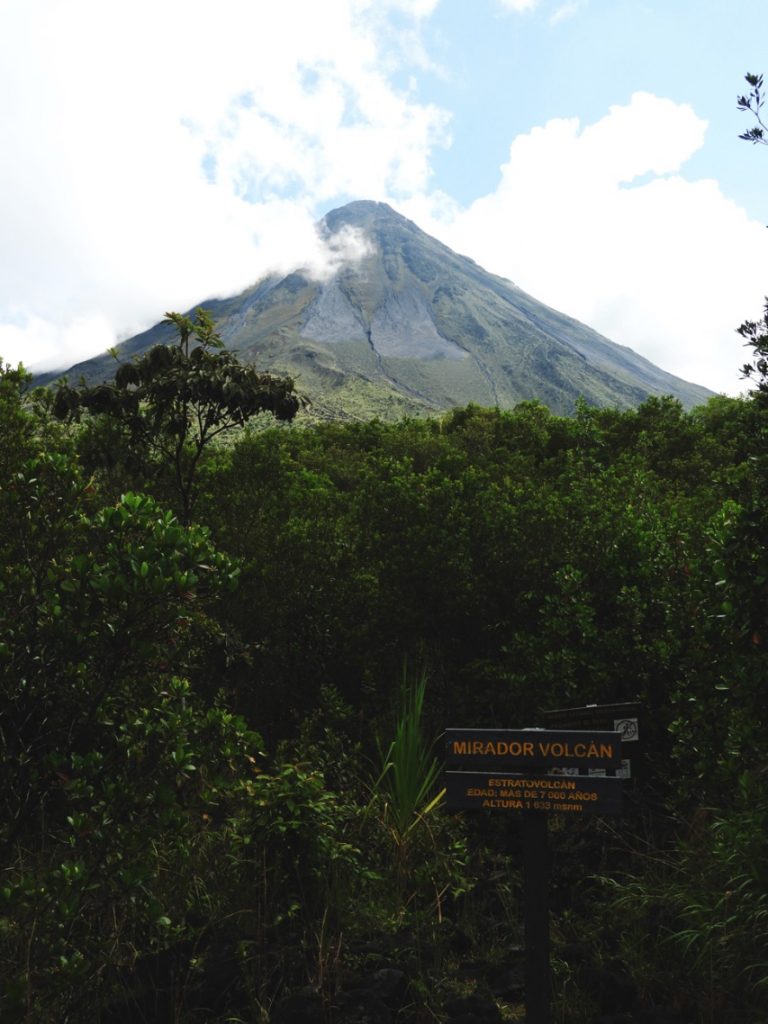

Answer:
[445,728,622,771]
[543,703,642,754]
[445,771,623,816]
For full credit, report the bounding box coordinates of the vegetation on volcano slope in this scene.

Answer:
[2,339,768,1022]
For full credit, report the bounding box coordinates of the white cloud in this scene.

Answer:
[496,0,585,22]
[496,0,540,11]
[403,93,768,395]
[0,315,116,376]
[549,1,587,26]
[0,0,448,371]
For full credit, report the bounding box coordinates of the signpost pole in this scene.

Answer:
[444,724,627,1024]
[523,810,551,1024]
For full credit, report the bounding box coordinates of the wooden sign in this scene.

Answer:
[445,728,622,771]
[445,771,623,816]
[444,722,631,1024]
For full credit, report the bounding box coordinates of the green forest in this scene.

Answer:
[3,296,768,1023]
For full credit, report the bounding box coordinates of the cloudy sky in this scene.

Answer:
[1,0,767,395]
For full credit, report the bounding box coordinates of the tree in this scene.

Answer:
[737,72,768,145]
[736,74,768,397]
[0,447,366,1020]
[53,308,305,522]
[738,300,768,402]
[0,361,36,479]
[686,75,768,773]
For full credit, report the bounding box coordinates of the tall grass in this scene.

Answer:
[374,668,445,844]
[599,774,768,1022]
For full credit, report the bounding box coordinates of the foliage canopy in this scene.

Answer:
[51,308,304,521]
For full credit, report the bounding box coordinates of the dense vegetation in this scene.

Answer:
[2,307,768,1023]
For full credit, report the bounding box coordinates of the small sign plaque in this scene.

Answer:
[543,703,642,754]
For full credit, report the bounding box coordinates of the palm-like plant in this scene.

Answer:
[373,669,445,911]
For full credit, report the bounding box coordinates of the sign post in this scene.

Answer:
[523,809,550,1024]
[444,727,624,1024]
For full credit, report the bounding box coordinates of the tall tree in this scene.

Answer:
[737,73,768,398]
[53,308,304,521]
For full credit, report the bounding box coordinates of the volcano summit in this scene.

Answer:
[44,201,713,418]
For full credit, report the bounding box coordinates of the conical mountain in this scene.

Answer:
[44,200,713,417]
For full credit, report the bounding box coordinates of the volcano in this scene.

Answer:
[42,200,713,418]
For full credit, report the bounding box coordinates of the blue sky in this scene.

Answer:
[424,0,766,219]
[1,0,766,396]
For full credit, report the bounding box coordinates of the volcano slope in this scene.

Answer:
[40,200,713,419]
